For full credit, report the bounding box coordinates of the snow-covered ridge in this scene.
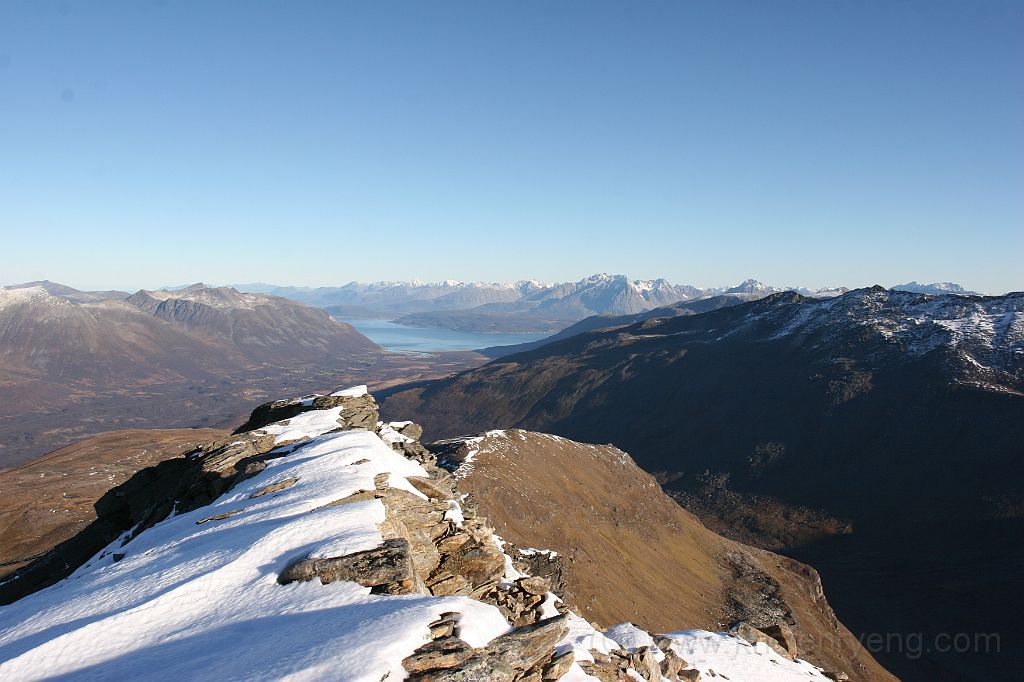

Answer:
[729,288,1024,382]
[0,286,69,311]
[0,389,841,681]
[892,281,981,295]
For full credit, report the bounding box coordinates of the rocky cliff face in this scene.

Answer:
[0,388,865,681]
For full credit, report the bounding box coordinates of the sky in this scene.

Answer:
[0,1,1021,293]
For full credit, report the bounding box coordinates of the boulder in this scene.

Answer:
[761,622,799,659]
[234,391,378,434]
[405,615,569,681]
[517,576,550,596]
[733,621,798,660]
[628,646,661,680]
[404,636,476,673]
[436,540,506,590]
[542,650,574,680]
[277,538,417,594]
[659,648,688,680]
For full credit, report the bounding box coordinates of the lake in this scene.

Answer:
[338,318,550,353]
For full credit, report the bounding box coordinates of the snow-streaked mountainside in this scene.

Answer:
[2,280,129,304]
[892,281,981,296]
[734,287,1024,389]
[243,279,549,312]
[0,388,838,682]
[233,274,851,321]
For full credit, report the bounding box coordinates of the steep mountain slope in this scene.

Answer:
[0,389,870,681]
[0,428,226,579]
[383,287,1024,681]
[0,284,379,387]
[435,429,894,681]
[0,283,383,468]
[126,284,379,362]
[0,286,249,385]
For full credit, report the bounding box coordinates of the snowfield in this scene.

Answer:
[0,392,834,681]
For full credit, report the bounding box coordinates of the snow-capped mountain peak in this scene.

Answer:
[891,281,981,296]
[726,278,780,295]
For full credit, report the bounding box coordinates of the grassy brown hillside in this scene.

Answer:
[436,429,897,682]
[0,428,226,580]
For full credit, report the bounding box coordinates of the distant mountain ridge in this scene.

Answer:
[231,274,985,334]
[891,280,981,295]
[125,284,377,364]
[0,282,380,380]
[3,280,129,304]
[0,282,381,467]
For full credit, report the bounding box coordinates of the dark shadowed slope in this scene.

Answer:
[478,294,744,358]
[384,287,1024,681]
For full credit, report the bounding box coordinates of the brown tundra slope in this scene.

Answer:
[432,429,896,682]
[0,428,226,580]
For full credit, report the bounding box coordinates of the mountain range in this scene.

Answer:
[234,274,867,333]
[0,282,377,386]
[235,275,986,334]
[0,282,380,468]
[382,287,1024,680]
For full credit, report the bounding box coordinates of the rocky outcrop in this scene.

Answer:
[577,644,693,682]
[235,391,378,434]
[278,538,418,593]
[0,390,379,605]
[507,545,566,597]
[403,615,569,681]
[733,621,798,660]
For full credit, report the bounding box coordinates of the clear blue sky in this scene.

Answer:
[1,1,1021,293]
